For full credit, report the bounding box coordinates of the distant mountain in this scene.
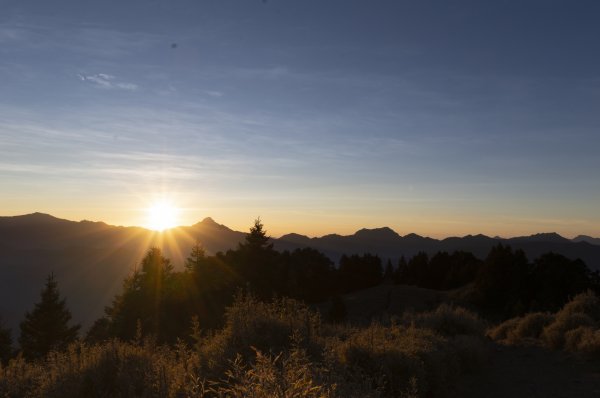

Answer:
[573,235,600,246]
[275,229,600,272]
[2,213,600,337]
[509,232,572,244]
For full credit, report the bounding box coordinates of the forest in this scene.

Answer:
[1,219,600,397]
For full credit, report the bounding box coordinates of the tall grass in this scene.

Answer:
[0,295,488,398]
[488,290,600,356]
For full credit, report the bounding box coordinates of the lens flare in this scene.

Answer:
[146,201,179,231]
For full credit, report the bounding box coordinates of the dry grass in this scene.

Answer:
[407,304,486,337]
[564,327,600,355]
[0,295,489,398]
[487,312,554,344]
[558,290,600,321]
[541,312,595,350]
[328,321,488,397]
[0,340,200,398]
[488,291,600,356]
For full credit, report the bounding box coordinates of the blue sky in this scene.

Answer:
[1,0,599,237]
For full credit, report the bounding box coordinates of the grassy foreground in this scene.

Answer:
[0,294,488,398]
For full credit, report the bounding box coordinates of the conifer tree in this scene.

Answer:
[237,218,278,298]
[19,274,80,359]
[242,217,273,251]
[185,241,208,274]
[106,248,174,341]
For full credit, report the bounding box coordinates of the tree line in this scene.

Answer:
[1,219,599,362]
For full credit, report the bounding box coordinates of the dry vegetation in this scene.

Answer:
[0,294,488,398]
[488,290,600,356]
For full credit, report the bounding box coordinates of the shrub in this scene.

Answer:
[197,293,321,377]
[0,340,201,398]
[564,326,600,355]
[209,347,335,398]
[409,304,486,337]
[487,317,520,341]
[329,323,487,397]
[509,312,554,343]
[557,290,600,321]
[488,312,554,345]
[541,291,600,350]
[542,312,595,350]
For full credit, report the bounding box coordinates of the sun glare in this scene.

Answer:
[147,201,179,231]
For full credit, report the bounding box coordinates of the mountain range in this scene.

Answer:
[1,213,599,335]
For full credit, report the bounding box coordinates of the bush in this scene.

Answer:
[557,290,600,321]
[489,291,600,350]
[329,323,487,397]
[487,312,554,345]
[541,291,600,351]
[509,312,554,342]
[197,293,321,377]
[541,312,595,350]
[487,317,520,341]
[0,340,200,398]
[210,346,335,398]
[408,304,486,337]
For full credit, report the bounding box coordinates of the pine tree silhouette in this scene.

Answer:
[19,274,80,359]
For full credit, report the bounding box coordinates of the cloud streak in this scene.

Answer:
[78,73,138,90]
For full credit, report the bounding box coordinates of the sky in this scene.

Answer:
[1,0,599,238]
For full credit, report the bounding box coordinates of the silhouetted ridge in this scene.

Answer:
[573,235,600,246]
[467,234,491,239]
[511,232,570,244]
[354,227,399,240]
[0,212,66,225]
[279,233,312,244]
[403,233,425,239]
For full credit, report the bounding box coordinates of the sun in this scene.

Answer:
[146,201,180,231]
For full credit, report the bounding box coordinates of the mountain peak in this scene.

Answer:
[279,233,311,243]
[403,233,424,240]
[193,217,232,231]
[354,227,399,239]
[573,235,600,245]
[513,232,570,243]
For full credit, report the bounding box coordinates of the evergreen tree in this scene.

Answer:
[474,244,530,317]
[19,274,80,359]
[242,217,273,251]
[394,256,408,284]
[106,248,174,341]
[185,241,208,274]
[236,218,279,298]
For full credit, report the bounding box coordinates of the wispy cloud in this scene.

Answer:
[204,90,224,98]
[78,73,138,90]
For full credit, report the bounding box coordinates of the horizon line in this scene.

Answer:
[1,211,595,241]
